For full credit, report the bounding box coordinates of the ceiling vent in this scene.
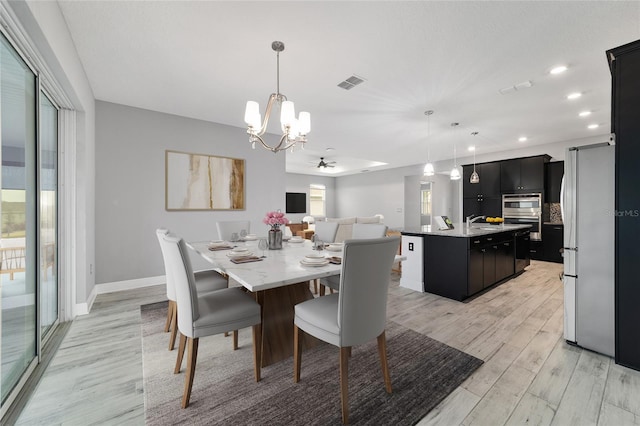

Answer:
[338,75,366,90]
[499,80,533,95]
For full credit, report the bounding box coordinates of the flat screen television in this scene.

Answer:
[286,192,306,214]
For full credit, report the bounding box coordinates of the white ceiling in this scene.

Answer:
[57,1,640,176]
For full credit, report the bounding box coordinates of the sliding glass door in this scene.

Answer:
[0,29,60,417]
[0,32,37,406]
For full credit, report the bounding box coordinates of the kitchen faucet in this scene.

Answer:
[466,215,486,228]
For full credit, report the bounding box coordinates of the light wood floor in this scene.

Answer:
[15,260,640,425]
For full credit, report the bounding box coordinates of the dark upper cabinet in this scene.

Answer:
[608,39,640,371]
[545,162,564,203]
[463,162,501,198]
[500,155,550,193]
[463,196,501,220]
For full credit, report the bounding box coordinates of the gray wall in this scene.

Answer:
[11,1,97,305]
[285,173,336,222]
[95,101,287,284]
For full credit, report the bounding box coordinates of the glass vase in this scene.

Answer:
[268,228,283,250]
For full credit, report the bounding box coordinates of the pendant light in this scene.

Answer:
[470,131,480,184]
[450,122,461,180]
[423,110,435,176]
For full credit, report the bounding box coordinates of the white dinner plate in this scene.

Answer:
[300,259,329,267]
[325,244,344,252]
[305,253,325,259]
[243,236,257,241]
[288,238,304,243]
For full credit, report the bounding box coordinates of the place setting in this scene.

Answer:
[208,240,236,251]
[324,242,344,252]
[287,235,304,244]
[227,247,263,264]
[300,253,329,267]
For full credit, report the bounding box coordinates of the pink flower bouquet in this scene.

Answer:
[263,210,290,230]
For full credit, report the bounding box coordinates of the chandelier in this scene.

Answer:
[244,41,311,153]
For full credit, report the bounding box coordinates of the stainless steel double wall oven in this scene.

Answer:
[502,193,542,241]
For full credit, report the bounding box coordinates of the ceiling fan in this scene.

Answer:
[316,157,336,168]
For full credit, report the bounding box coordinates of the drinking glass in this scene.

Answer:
[239,229,247,239]
[230,232,239,242]
[314,238,324,251]
[258,238,268,258]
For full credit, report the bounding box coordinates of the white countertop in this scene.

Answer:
[401,223,532,238]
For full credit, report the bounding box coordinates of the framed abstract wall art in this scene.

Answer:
[165,150,245,210]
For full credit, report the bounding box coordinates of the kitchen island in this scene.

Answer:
[400,224,531,301]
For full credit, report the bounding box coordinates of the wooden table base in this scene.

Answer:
[255,282,320,367]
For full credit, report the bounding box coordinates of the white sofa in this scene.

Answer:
[324,216,382,243]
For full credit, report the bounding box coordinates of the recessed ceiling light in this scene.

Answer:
[519,137,527,142]
[550,65,568,75]
[567,92,582,100]
[579,111,592,117]
[468,146,476,152]
[588,124,599,129]
[325,147,335,152]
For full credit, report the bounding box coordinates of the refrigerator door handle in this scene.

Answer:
[560,175,565,222]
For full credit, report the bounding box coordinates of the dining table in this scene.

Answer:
[188,238,344,366]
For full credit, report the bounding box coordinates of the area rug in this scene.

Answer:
[141,301,482,425]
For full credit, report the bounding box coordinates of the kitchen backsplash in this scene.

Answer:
[549,203,562,223]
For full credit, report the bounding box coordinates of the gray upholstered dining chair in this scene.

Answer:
[216,220,250,241]
[156,228,230,351]
[293,237,400,424]
[160,233,262,408]
[319,223,389,295]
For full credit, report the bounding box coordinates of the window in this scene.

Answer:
[309,184,326,216]
[421,188,432,216]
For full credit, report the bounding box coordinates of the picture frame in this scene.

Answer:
[165,150,245,211]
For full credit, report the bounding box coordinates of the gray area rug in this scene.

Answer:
[141,301,482,425]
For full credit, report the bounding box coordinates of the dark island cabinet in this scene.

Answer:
[608,39,640,371]
[423,231,524,301]
[500,155,550,193]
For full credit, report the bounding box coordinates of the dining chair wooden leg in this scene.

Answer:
[174,332,187,374]
[377,331,392,393]
[164,300,174,332]
[181,337,199,409]
[293,325,302,383]
[233,330,239,350]
[330,288,334,294]
[313,279,318,294]
[340,347,350,424]
[168,305,178,351]
[319,284,326,297]
[252,324,262,382]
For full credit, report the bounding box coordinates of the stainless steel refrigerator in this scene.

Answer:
[561,142,615,357]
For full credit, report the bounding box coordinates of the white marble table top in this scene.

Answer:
[187,239,342,292]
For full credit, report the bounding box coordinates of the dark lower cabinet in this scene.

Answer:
[496,240,515,281]
[469,247,484,295]
[482,245,497,288]
[421,231,522,301]
[542,224,563,263]
[529,240,543,260]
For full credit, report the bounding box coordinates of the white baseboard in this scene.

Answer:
[75,275,165,315]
